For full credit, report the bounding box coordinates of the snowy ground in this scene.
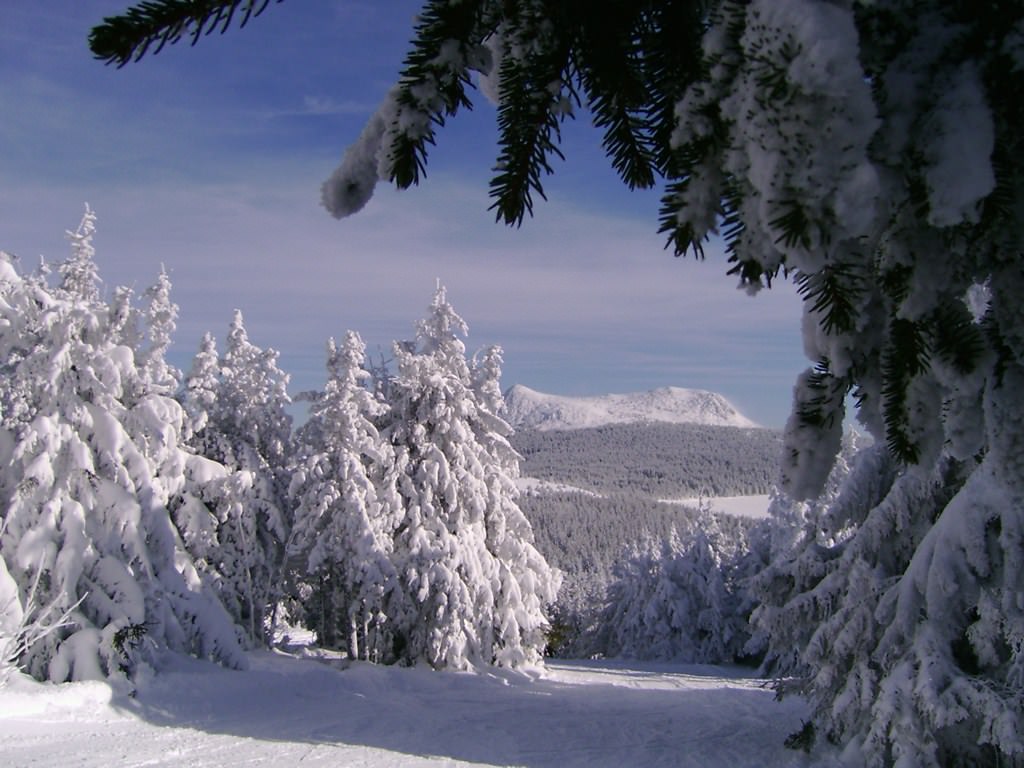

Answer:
[0,650,833,767]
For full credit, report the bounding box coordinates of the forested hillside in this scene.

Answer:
[511,423,781,498]
[522,490,698,624]
[520,488,764,657]
[510,422,778,656]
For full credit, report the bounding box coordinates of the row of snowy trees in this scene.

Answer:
[593,514,763,665]
[0,210,558,683]
[592,432,865,667]
[286,291,559,667]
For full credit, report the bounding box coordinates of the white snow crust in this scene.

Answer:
[504,385,759,432]
[0,650,825,767]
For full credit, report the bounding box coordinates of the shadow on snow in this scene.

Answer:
[114,651,815,768]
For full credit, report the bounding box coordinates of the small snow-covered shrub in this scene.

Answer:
[0,518,84,684]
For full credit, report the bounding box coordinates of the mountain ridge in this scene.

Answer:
[503,384,759,431]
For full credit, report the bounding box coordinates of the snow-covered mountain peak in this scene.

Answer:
[503,384,759,431]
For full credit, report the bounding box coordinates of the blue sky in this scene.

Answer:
[1,1,808,427]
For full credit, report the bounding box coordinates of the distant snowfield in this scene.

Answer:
[0,651,829,767]
[518,479,772,522]
[661,495,773,520]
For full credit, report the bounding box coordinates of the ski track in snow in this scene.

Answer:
[0,651,834,767]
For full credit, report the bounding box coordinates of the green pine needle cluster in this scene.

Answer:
[90,0,282,67]
[387,1,487,189]
[378,0,709,227]
[796,360,849,433]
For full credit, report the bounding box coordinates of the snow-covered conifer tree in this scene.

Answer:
[746,431,877,678]
[752,429,1021,765]
[219,310,294,479]
[180,312,291,646]
[469,344,560,666]
[58,205,100,304]
[182,332,220,438]
[138,266,179,395]
[106,285,142,354]
[287,331,401,659]
[666,523,742,663]
[383,286,559,669]
[0,215,245,684]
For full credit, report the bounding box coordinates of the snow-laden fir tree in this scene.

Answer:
[179,311,291,646]
[58,205,101,304]
[0,212,245,684]
[676,7,1023,762]
[138,265,179,395]
[745,430,873,677]
[287,331,403,660]
[384,285,559,669]
[468,343,561,667]
[219,310,294,481]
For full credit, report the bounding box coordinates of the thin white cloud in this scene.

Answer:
[254,96,377,120]
[302,96,375,116]
[0,167,806,426]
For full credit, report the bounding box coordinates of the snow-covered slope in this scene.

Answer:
[0,651,822,767]
[504,384,758,431]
